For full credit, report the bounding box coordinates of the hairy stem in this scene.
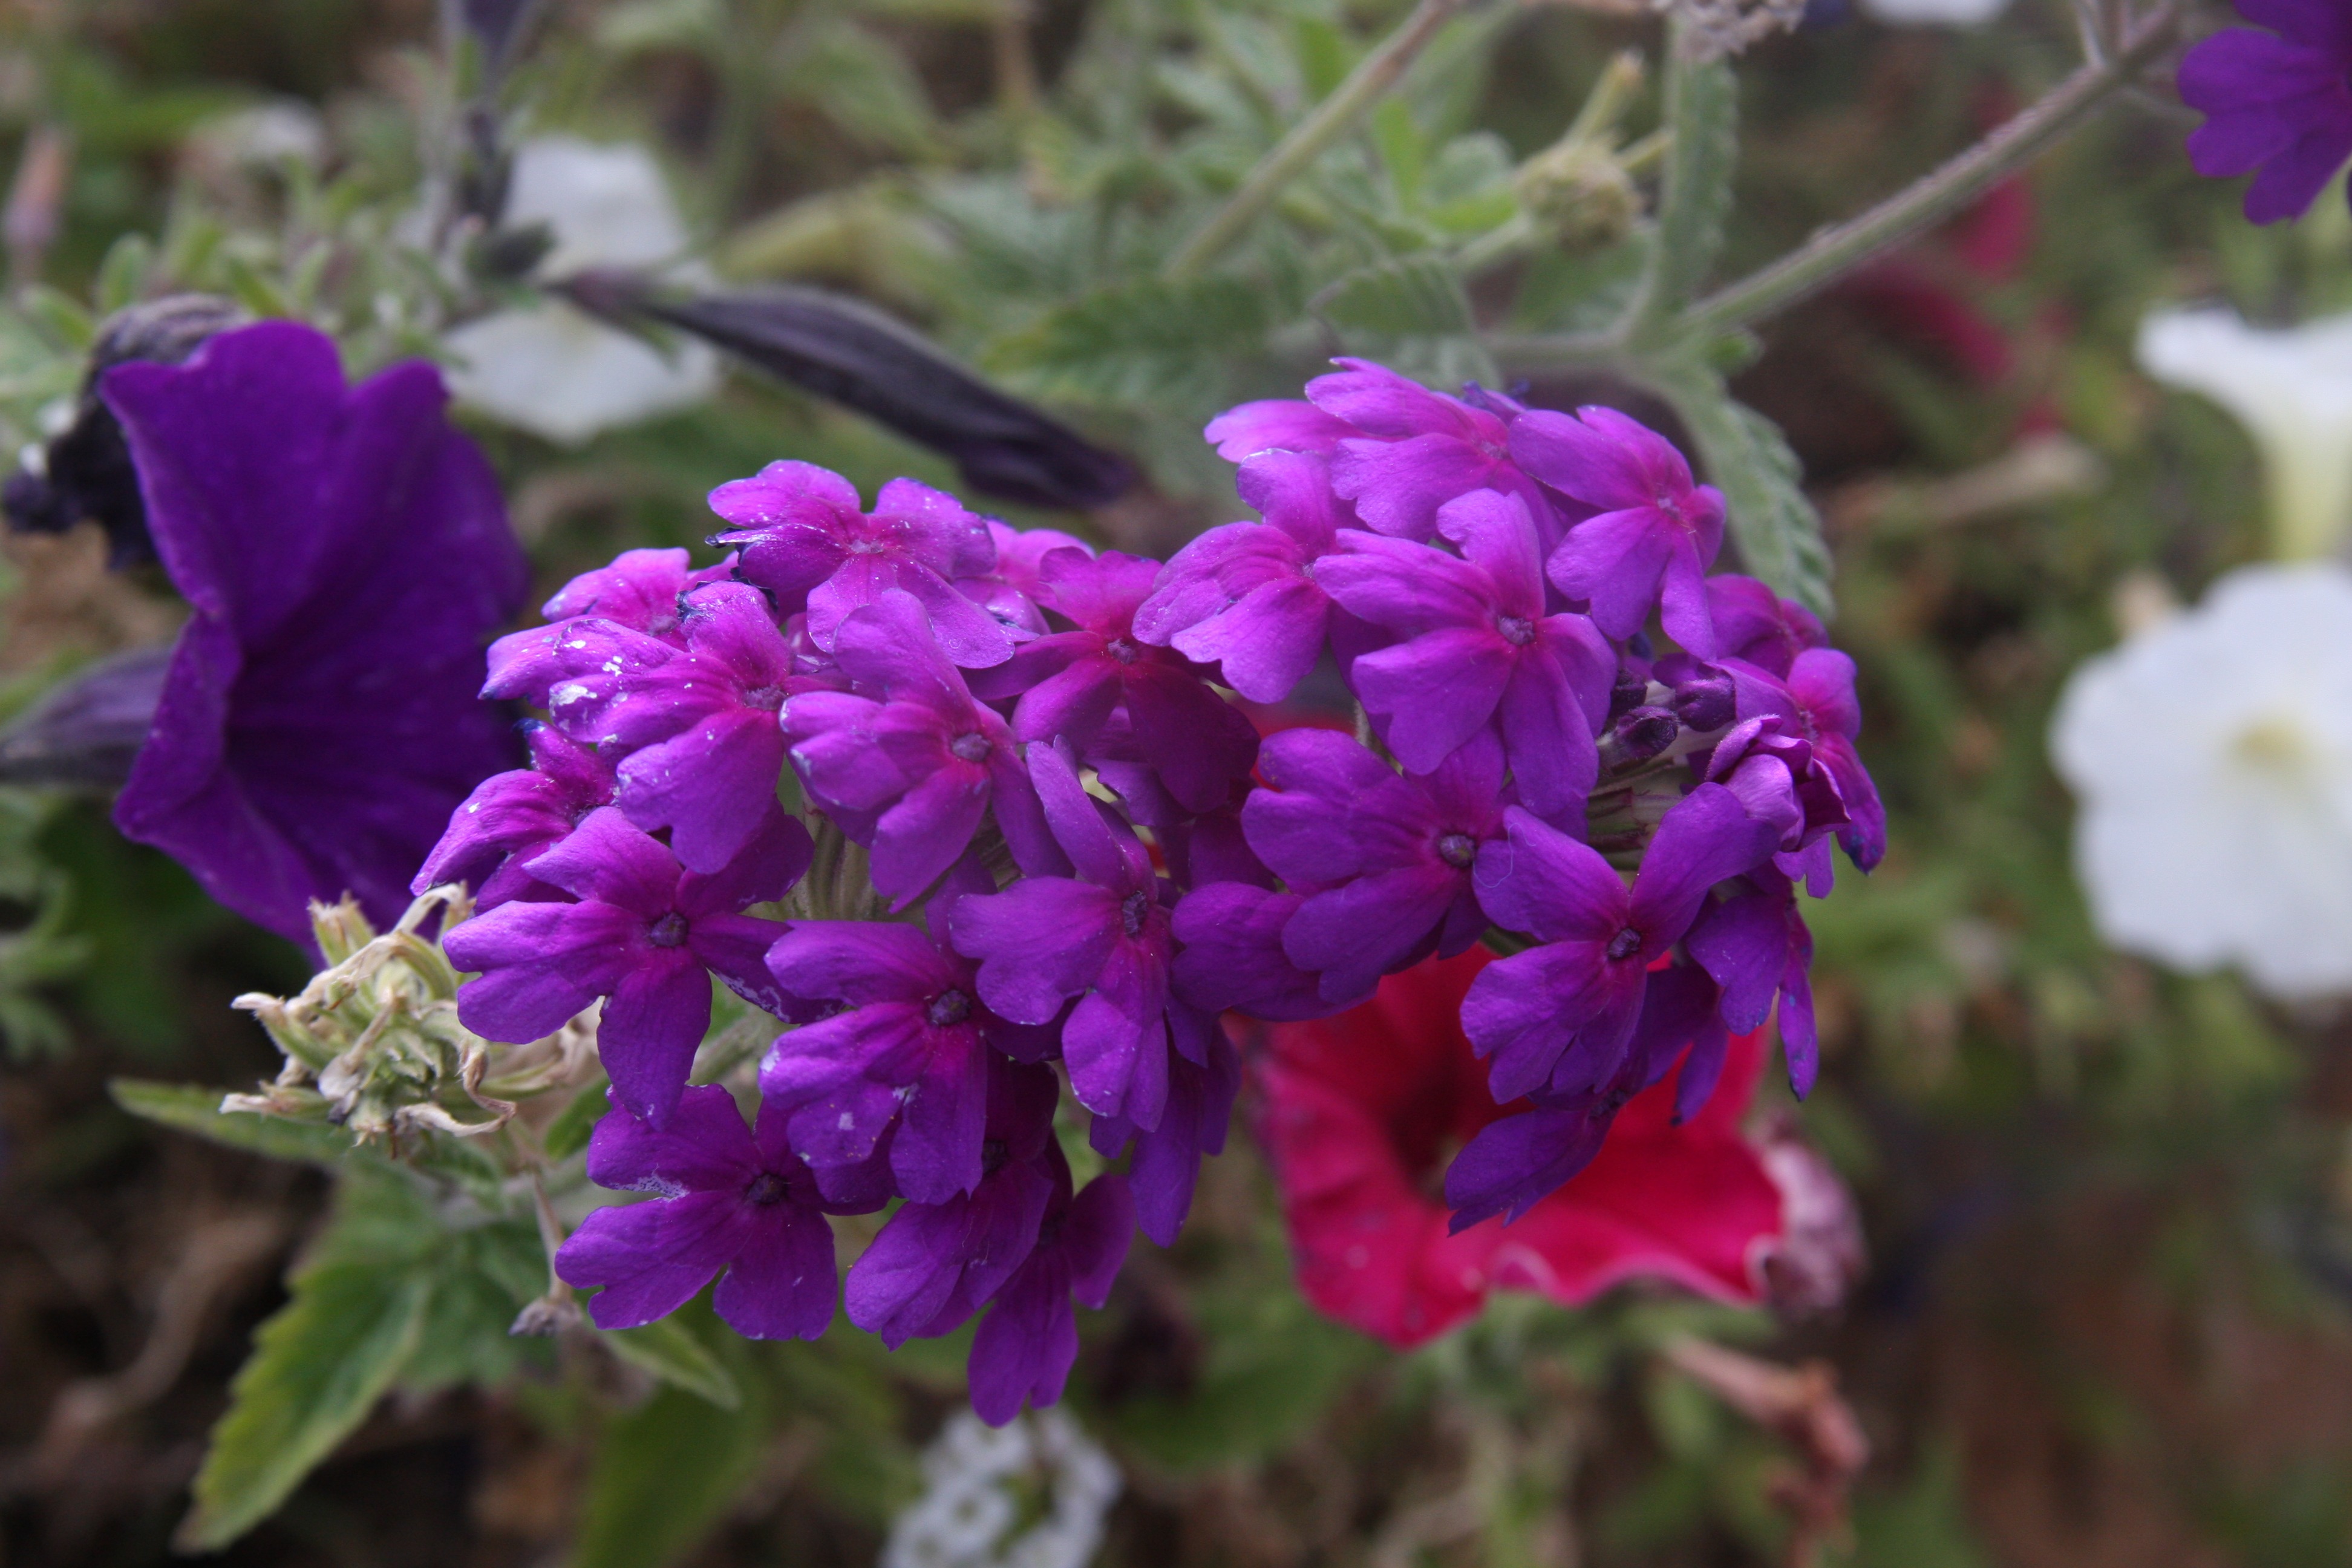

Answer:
[1164,0,1472,279]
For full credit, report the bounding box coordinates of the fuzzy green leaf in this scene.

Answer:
[175,1262,431,1550]
[1313,253,1497,387]
[604,1316,743,1410]
[1656,372,1833,617]
[111,1079,369,1169]
[571,1359,767,1568]
[983,275,1270,406]
[1635,45,1738,334]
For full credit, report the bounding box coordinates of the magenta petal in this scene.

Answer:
[557,1191,749,1329]
[585,1083,760,1192]
[967,1255,1079,1425]
[712,1204,841,1340]
[1471,806,1625,941]
[1203,398,1357,461]
[599,953,715,1126]
[448,898,644,1041]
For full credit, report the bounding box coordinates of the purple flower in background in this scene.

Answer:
[1465,786,1778,1103]
[707,460,1012,667]
[762,867,1044,1203]
[1089,1028,1238,1247]
[846,1055,1061,1345]
[1317,489,1613,819]
[1207,359,1563,546]
[1169,883,1336,1021]
[1512,405,1726,655]
[1240,727,1507,1002]
[446,805,808,1125]
[950,743,1212,1132]
[554,1085,881,1339]
[540,546,736,644]
[100,320,528,944]
[1723,648,1886,873]
[2178,0,2352,224]
[1687,872,1820,1097]
[1132,451,1353,704]
[967,1154,1134,1425]
[413,722,615,906]
[1706,575,1826,678]
[972,549,1258,815]
[783,591,1058,905]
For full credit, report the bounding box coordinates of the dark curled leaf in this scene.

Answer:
[564,275,1135,511]
[0,645,171,787]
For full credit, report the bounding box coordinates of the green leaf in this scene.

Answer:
[603,1316,743,1410]
[1655,372,1833,616]
[571,1356,767,1568]
[111,1079,369,1169]
[1635,42,1738,334]
[1313,253,1497,388]
[543,1076,610,1161]
[984,275,1269,406]
[175,1262,431,1550]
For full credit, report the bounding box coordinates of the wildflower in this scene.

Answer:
[103,319,528,944]
[1316,488,1614,820]
[445,137,720,443]
[412,722,615,907]
[538,546,737,642]
[967,1154,1133,1426]
[1087,1028,1240,1246]
[1511,403,1728,655]
[1238,726,1507,1003]
[971,549,1258,815]
[783,591,1057,905]
[1464,788,1779,1103]
[1707,574,1827,678]
[554,1085,881,1339]
[1687,871,1821,1096]
[1257,950,1786,1348]
[445,805,807,1124]
[949,745,1212,1132]
[1168,884,1339,1021]
[881,1410,1120,1568]
[2137,305,2352,560]
[1723,648,1886,875]
[708,460,1011,668]
[2178,1,2352,225]
[2051,563,2352,997]
[1131,451,1354,704]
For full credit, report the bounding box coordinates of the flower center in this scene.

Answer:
[648,912,689,948]
[1105,636,1140,665]
[1605,926,1642,961]
[2232,715,2316,776]
[742,685,785,711]
[743,1171,789,1206]
[927,988,972,1027]
[1436,832,1477,869]
[1120,887,1151,937]
[950,731,991,763]
[1495,614,1535,647]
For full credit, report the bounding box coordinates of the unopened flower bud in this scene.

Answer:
[1607,667,1649,722]
[1514,140,1639,253]
[1672,668,1737,733]
[1611,704,1680,762]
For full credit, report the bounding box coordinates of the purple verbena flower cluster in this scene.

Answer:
[421,356,1883,1423]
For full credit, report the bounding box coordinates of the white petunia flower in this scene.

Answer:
[2050,562,2352,998]
[2137,306,2352,562]
[883,1410,1120,1568]
[1858,0,2013,28]
[443,136,718,445]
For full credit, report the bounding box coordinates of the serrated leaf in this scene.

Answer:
[604,1316,742,1410]
[984,275,1269,406]
[400,1216,552,1394]
[175,1262,431,1550]
[1313,254,1497,388]
[111,1079,371,1169]
[1656,372,1833,617]
[1635,45,1738,333]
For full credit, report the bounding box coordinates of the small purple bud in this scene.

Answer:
[1672,668,1736,733]
[1607,667,1648,722]
[1611,705,1679,763]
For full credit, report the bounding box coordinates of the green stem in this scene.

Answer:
[1163,0,1472,279]
[1673,1,2180,341]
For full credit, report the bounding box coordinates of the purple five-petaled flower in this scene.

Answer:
[1687,869,1821,1097]
[446,805,809,1126]
[2178,0,2352,225]
[1723,648,1886,874]
[966,1149,1133,1426]
[554,1085,884,1340]
[413,722,615,907]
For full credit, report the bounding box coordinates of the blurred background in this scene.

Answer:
[4,1,2352,1566]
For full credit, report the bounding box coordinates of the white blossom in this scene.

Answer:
[2137,305,2352,562]
[1858,0,2014,29]
[883,1410,1120,1568]
[443,136,718,445]
[2050,563,2352,998]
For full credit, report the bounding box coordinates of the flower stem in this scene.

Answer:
[1672,1,2181,342]
[1163,0,1475,279]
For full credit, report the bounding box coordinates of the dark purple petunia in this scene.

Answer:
[1687,871,1820,1097]
[1722,648,1885,874]
[2179,0,2352,224]
[1240,726,1507,1003]
[1511,405,1726,655]
[783,590,1059,905]
[101,320,528,944]
[445,805,808,1126]
[1205,359,1566,547]
[413,723,615,907]
[761,866,1044,1204]
[844,1054,1061,1346]
[1444,962,1727,1227]
[554,1085,883,1340]
[540,546,736,644]
[966,1151,1133,1425]
[949,743,1214,1133]
[706,459,1013,668]
[1316,488,1613,820]
[1705,574,1826,679]
[1131,451,1354,704]
[1464,786,1778,1103]
[970,549,1258,816]
[1088,1026,1238,1247]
